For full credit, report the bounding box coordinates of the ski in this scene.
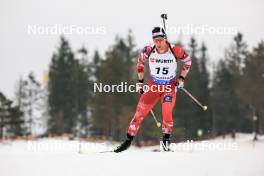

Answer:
[78,150,114,154]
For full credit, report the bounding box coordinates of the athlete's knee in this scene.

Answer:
[127,112,144,136]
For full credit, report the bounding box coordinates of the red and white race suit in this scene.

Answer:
[127,44,192,136]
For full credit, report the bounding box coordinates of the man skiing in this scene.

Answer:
[114,27,192,152]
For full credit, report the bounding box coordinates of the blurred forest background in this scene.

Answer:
[0,31,263,143]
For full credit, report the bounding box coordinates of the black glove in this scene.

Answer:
[175,76,185,88]
[137,79,144,94]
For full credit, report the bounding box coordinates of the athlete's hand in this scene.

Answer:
[136,80,144,94]
[175,76,185,88]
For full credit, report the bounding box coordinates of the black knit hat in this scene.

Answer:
[152,27,166,39]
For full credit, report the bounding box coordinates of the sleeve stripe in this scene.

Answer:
[183,59,191,64]
[181,56,191,62]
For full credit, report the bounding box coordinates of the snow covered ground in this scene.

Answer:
[1,133,264,176]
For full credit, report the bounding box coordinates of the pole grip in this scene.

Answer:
[160,13,167,32]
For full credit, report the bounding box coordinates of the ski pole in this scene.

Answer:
[150,109,161,128]
[179,87,208,111]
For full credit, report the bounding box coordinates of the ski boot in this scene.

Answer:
[114,134,134,153]
[161,133,172,152]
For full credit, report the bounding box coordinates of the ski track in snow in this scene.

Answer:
[0,134,264,176]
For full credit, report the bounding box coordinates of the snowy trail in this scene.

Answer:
[1,134,264,176]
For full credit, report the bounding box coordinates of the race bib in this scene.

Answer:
[148,49,177,84]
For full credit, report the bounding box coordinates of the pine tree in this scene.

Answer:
[241,41,264,136]
[48,37,91,136]
[48,36,79,135]
[175,37,207,138]
[74,46,90,137]
[211,33,251,135]
[198,43,211,135]
[14,73,45,137]
[211,60,233,135]
[0,91,24,138]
